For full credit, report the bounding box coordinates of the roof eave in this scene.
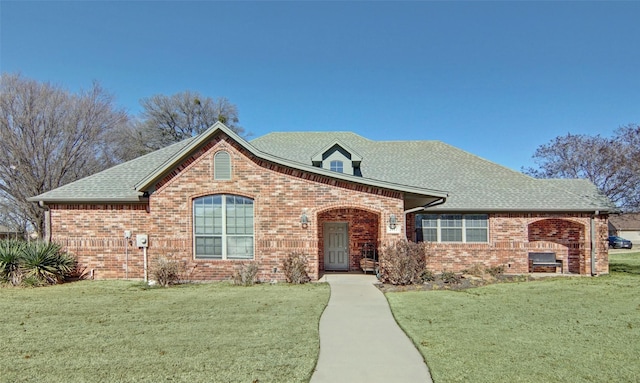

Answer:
[425,207,616,214]
[134,122,449,200]
[29,196,148,204]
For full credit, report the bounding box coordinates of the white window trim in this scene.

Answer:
[193,195,254,260]
[420,214,489,243]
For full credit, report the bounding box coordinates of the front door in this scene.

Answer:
[324,222,349,271]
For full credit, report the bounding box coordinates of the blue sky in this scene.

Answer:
[2,1,639,171]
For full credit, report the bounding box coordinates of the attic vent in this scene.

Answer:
[214,151,231,180]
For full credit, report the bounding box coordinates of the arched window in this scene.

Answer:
[214,151,231,180]
[330,160,343,173]
[193,195,254,259]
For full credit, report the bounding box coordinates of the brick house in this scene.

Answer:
[30,122,615,281]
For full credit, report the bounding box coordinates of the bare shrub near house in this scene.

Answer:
[379,240,429,285]
[232,262,259,286]
[152,256,182,287]
[282,252,311,284]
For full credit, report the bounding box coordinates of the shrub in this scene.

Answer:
[440,270,462,284]
[20,241,76,285]
[464,264,486,278]
[232,262,259,286]
[0,239,25,286]
[379,240,427,285]
[421,268,435,282]
[486,265,505,277]
[282,252,310,284]
[152,256,182,287]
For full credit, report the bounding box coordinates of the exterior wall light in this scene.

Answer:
[300,211,309,228]
[389,214,397,230]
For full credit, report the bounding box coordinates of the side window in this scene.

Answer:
[214,151,231,180]
[416,214,488,243]
[465,214,488,242]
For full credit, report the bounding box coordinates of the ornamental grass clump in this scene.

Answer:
[0,239,25,286]
[0,239,76,286]
[282,252,310,284]
[379,240,428,285]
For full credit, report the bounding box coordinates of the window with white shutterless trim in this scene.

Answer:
[416,214,488,243]
[214,151,231,180]
[193,195,254,259]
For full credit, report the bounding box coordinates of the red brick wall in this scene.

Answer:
[49,137,404,281]
[48,134,609,280]
[406,212,609,275]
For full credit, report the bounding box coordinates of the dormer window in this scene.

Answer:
[330,160,344,173]
[311,140,362,176]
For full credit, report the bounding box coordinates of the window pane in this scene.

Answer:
[227,236,254,259]
[441,228,462,242]
[466,214,488,228]
[330,160,343,173]
[422,228,438,242]
[421,215,438,227]
[466,228,488,242]
[441,214,462,227]
[195,236,222,259]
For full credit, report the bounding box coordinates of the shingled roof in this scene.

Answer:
[30,124,616,213]
[251,132,616,212]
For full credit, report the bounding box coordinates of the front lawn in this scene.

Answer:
[0,281,330,383]
[386,252,640,383]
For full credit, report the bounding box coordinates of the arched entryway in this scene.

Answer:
[528,219,586,274]
[317,208,380,275]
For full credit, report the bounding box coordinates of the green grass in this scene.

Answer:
[610,251,640,275]
[387,252,640,383]
[0,281,330,383]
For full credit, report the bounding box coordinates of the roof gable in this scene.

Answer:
[31,124,448,204]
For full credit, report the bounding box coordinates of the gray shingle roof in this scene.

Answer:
[29,138,195,202]
[251,132,616,212]
[30,125,616,213]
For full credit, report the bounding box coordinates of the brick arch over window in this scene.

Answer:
[528,219,586,274]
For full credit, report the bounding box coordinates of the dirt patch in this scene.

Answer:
[375,273,535,293]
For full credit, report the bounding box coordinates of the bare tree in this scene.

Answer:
[0,73,129,236]
[524,127,640,211]
[115,91,244,161]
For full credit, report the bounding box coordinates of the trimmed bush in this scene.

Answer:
[232,262,259,286]
[282,252,310,284]
[379,240,428,285]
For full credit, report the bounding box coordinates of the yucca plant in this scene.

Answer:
[0,239,25,286]
[20,241,76,285]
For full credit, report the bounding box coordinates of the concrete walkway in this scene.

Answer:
[311,273,432,383]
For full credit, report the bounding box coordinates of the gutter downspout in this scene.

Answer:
[403,197,447,239]
[590,211,599,276]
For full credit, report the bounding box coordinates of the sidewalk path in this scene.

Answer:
[310,273,432,383]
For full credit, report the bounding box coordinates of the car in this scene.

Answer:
[608,236,633,249]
